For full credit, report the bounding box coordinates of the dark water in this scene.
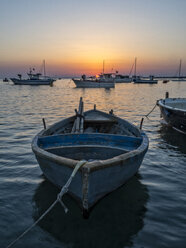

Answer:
[0,79,186,248]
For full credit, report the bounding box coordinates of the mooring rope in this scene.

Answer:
[139,102,158,129]
[144,102,157,118]
[6,160,87,248]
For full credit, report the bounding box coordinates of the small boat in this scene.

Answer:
[3,77,9,82]
[157,93,186,134]
[162,80,169,84]
[171,59,186,81]
[72,74,115,88]
[132,58,158,84]
[11,60,55,86]
[32,98,148,217]
[114,74,132,83]
[133,75,158,84]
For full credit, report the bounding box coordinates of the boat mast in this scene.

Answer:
[43,60,46,77]
[134,57,137,77]
[178,59,182,78]
[103,60,105,74]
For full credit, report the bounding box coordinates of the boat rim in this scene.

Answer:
[157,98,186,113]
[31,109,149,171]
[32,133,148,172]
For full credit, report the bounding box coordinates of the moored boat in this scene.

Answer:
[114,74,132,83]
[32,98,148,217]
[3,77,9,82]
[133,75,158,84]
[162,80,169,83]
[171,59,186,81]
[72,74,115,88]
[11,61,55,86]
[132,57,158,84]
[157,93,186,134]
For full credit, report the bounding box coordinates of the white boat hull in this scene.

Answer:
[11,78,54,85]
[72,79,115,88]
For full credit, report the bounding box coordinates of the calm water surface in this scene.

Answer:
[0,79,186,248]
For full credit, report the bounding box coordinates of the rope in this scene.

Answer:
[144,102,157,118]
[6,160,87,248]
[139,102,158,129]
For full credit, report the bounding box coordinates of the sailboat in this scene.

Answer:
[11,60,55,86]
[132,58,158,84]
[172,60,186,82]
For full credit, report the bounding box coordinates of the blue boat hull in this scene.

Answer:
[157,98,186,134]
[32,133,148,214]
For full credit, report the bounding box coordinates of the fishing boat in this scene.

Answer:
[72,74,115,88]
[32,98,148,217]
[114,74,132,83]
[157,93,186,134]
[11,60,55,86]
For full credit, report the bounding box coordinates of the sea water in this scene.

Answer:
[0,79,186,248]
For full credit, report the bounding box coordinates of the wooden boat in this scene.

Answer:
[157,94,186,134]
[32,98,148,217]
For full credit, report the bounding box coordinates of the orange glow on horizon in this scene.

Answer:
[1,56,184,77]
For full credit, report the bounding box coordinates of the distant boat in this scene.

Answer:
[114,74,132,83]
[114,61,133,83]
[32,98,148,217]
[162,80,169,84]
[132,58,158,84]
[172,59,186,82]
[3,78,9,82]
[11,60,55,86]
[72,74,115,88]
[133,75,158,84]
[157,93,186,134]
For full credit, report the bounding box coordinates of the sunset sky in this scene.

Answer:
[1,0,186,77]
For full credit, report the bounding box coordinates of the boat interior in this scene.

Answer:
[163,99,186,110]
[38,98,143,161]
[38,133,142,161]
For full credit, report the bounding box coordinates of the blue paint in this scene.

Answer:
[38,134,142,151]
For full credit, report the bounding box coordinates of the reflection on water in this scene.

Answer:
[1,80,186,248]
[33,174,148,248]
[158,125,186,154]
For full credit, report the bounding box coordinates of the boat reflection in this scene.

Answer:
[32,174,149,248]
[158,125,186,154]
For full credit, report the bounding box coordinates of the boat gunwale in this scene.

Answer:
[157,98,186,113]
[32,109,148,172]
[32,134,148,171]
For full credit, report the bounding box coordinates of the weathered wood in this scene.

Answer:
[32,102,149,216]
[71,97,84,133]
[80,101,84,133]
[42,118,46,129]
